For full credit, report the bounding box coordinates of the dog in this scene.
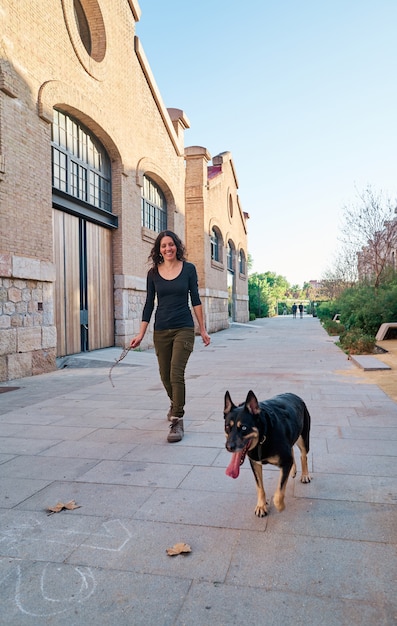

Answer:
[224,390,311,516]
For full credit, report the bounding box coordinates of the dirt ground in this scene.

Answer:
[337,340,397,404]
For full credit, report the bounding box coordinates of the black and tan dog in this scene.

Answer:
[224,390,311,516]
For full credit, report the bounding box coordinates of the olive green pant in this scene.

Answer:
[153,327,194,418]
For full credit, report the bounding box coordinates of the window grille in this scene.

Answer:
[141,175,167,232]
[227,242,234,271]
[211,228,220,262]
[239,249,246,274]
[52,109,111,212]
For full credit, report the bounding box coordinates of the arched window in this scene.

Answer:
[228,194,233,219]
[227,241,234,272]
[211,227,220,262]
[141,175,167,232]
[52,109,111,213]
[239,249,246,274]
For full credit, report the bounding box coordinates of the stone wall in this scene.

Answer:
[113,274,154,349]
[0,254,56,381]
[234,293,250,324]
[200,289,229,334]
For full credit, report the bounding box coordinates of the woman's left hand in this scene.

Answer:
[201,331,211,346]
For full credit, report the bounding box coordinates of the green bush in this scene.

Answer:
[382,283,397,322]
[322,319,345,336]
[317,277,397,353]
[337,286,381,335]
[338,328,376,354]
[336,281,397,336]
[316,301,339,322]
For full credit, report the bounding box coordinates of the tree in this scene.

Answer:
[285,283,304,300]
[338,185,397,288]
[321,246,359,299]
[263,272,289,315]
[248,273,268,317]
[248,272,289,318]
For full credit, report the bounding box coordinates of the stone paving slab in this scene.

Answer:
[66,519,242,582]
[14,481,155,518]
[350,354,391,370]
[1,478,52,508]
[225,531,397,607]
[0,316,396,625]
[0,456,99,481]
[39,440,140,461]
[14,424,98,440]
[0,454,17,466]
[311,452,397,478]
[326,436,397,456]
[175,581,385,626]
[0,437,60,455]
[339,425,397,440]
[0,509,103,562]
[295,472,397,504]
[122,443,221,466]
[76,459,193,489]
[267,497,396,542]
[0,560,190,626]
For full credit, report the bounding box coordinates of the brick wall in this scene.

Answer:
[185,148,249,331]
[0,0,249,380]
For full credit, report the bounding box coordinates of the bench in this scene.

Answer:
[375,323,397,341]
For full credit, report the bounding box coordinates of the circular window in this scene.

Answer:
[62,0,107,79]
[74,0,92,56]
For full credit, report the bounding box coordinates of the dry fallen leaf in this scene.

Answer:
[166,542,192,556]
[47,500,81,515]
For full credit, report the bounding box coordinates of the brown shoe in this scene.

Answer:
[167,418,184,443]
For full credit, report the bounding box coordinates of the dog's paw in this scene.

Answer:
[300,474,311,484]
[273,493,285,512]
[254,502,268,517]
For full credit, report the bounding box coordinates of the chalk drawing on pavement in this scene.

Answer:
[0,517,134,617]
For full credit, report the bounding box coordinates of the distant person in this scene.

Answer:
[292,303,297,319]
[299,303,304,318]
[283,305,287,316]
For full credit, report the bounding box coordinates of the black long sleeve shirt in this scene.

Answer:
[142,261,202,330]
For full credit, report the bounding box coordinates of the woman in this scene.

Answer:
[130,230,211,442]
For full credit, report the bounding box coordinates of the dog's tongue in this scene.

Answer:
[225,452,243,479]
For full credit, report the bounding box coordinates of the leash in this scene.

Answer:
[257,434,266,460]
[108,345,132,388]
[257,412,267,458]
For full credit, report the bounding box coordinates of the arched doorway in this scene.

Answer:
[52,109,116,356]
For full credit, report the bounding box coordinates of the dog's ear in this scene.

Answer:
[245,390,261,415]
[224,390,235,415]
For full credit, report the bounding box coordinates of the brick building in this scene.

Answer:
[0,0,248,382]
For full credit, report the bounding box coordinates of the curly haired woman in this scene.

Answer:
[130,230,210,442]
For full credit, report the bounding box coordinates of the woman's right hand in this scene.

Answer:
[130,322,148,349]
[130,336,142,349]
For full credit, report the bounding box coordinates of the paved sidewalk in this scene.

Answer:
[0,316,396,625]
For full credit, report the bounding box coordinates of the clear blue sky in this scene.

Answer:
[136,0,397,286]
